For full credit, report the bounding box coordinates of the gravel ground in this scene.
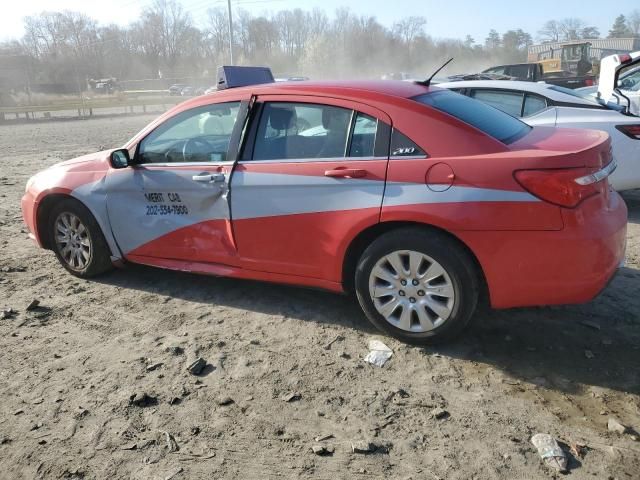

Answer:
[0,115,639,480]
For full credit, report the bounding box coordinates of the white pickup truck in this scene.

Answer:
[595,51,640,116]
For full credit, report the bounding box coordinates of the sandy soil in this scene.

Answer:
[0,115,639,480]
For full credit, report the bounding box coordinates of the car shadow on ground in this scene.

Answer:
[622,190,640,224]
[432,267,640,396]
[97,259,640,396]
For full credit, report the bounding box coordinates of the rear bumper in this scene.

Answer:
[456,191,627,308]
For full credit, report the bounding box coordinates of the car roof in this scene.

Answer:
[435,80,597,105]
[210,80,431,100]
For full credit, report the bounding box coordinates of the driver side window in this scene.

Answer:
[138,102,240,164]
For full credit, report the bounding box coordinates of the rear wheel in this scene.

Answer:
[49,199,113,278]
[355,228,479,345]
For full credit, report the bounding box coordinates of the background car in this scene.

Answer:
[274,76,310,82]
[437,79,640,191]
[168,83,187,96]
[578,65,640,116]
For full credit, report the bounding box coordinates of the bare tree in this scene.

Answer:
[135,0,196,76]
[627,10,640,36]
[538,20,561,42]
[392,16,427,45]
[204,8,230,64]
[559,18,585,41]
[308,9,329,39]
[581,26,600,39]
[132,11,164,76]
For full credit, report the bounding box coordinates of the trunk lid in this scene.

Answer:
[510,126,613,208]
[510,126,611,169]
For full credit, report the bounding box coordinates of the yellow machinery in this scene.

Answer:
[531,42,597,76]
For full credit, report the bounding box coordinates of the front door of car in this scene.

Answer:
[230,96,392,282]
[105,100,248,265]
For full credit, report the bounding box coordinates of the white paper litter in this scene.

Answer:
[364,340,393,367]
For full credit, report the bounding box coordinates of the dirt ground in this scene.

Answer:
[0,115,639,480]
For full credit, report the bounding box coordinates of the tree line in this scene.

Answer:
[537,12,640,42]
[0,1,639,91]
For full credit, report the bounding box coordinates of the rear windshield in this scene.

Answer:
[547,85,602,105]
[412,90,531,144]
[548,85,625,112]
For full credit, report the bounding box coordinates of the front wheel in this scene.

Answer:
[49,199,114,278]
[355,228,479,345]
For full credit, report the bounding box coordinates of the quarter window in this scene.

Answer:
[390,129,426,157]
[138,102,240,163]
[252,102,353,160]
[523,94,547,117]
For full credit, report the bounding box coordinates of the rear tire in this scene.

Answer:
[355,227,479,345]
[49,199,113,278]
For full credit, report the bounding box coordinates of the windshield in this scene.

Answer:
[412,90,531,144]
[619,66,640,92]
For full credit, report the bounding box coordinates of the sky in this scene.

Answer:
[1,0,639,44]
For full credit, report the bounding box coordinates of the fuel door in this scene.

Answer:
[425,162,455,192]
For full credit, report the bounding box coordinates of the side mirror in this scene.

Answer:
[110,148,130,169]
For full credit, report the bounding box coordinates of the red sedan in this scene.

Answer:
[21,67,627,344]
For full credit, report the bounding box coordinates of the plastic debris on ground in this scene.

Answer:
[531,433,568,472]
[363,340,393,367]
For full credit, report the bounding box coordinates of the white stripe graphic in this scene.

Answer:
[231,171,384,220]
[84,169,539,254]
[382,183,539,207]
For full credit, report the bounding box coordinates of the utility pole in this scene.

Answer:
[227,0,234,65]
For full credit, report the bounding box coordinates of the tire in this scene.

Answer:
[49,198,114,278]
[355,227,479,345]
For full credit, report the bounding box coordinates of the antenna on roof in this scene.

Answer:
[417,58,454,87]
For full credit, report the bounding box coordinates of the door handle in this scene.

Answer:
[324,168,367,178]
[192,173,225,183]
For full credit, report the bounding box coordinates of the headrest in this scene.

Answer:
[322,107,350,130]
[200,114,223,135]
[269,106,296,130]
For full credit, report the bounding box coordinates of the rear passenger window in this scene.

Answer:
[390,129,426,157]
[252,102,352,160]
[349,113,377,157]
[523,94,547,117]
[471,89,524,117]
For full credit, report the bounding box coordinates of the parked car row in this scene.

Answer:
[168,84,209,97]
[21,63,632,345]
[435,51,640,192]
[577,63,640,116]
[169,76,309,97]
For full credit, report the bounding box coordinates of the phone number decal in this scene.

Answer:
[144,191,189,216]
[145,204,189,216]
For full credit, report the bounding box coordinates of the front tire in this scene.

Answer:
[49,199,113,278]
[355,228,479,345]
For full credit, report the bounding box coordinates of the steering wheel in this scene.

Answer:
[181,137,214,162]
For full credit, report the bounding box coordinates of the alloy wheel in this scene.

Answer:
[368,250,455,332]
[54,212,92,271]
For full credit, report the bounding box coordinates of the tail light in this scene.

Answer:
[584,78,594,86]
[616,125,640,140]
[617,53,633,64]
[514,161,616,208]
